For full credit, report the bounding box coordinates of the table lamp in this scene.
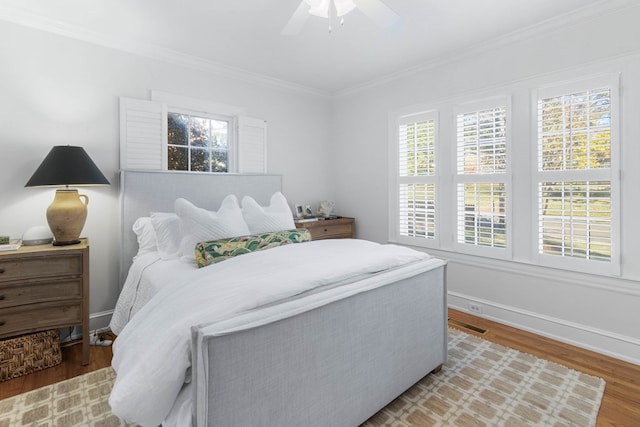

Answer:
[25,145,110,246]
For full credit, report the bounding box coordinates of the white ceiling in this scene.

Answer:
[0,0,621,94]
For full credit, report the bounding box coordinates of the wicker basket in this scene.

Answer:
[0,330,62,381]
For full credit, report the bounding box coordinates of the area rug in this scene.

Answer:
[0,328,605,427]
[362,328,605,426]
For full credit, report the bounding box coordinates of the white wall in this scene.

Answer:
[0,21,334,329]
[330,4,640,364]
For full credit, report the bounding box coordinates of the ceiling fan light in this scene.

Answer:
[334,0,356,17]
[305,0,330,17]
[304,0,356,18]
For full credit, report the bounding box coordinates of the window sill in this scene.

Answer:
[397,243,640,297]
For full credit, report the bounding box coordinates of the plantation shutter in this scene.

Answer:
[237,116,267,174]
[535,79,618,274]
[396,112,437,243]
[538,181,611,261]
[119,97,167,170]
[455,101,509,253]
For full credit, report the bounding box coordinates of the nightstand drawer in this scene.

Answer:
[0,302,82,338]
[311,223,353,239]
[0,254,83,282]
[296,217,355,240]
[0,278,83,309]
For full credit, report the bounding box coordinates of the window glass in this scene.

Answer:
[457,107,507,174]
[538,89,611,171]
[457,182,506,248]
[539,181,611,261]
[455,103,508,250]
[537,87,613,262]
[397,116,437,242]
[168,112,229,172]
[399,183,435,239]
[399,120,435,177]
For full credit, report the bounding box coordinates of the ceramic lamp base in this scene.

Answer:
[46,189,89,245]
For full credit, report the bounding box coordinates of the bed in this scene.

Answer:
[110,170,448,427]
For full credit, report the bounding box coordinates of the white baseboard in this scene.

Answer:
[448,291,640,366]
[89,310,113,332]
[61,310,114,342]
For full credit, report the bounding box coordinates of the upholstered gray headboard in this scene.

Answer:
[119,170,282,287]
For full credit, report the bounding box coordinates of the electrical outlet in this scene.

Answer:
[468,303,483,314]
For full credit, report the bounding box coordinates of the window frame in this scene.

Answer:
[119,91,267,174]
[452,97,513,259]
[531,74,620,276]
[151,91,245,174]
[388,110,440,249]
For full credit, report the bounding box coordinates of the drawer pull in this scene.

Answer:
[0,321,4,326]
[0,268,4,274]
[0,295,4,300]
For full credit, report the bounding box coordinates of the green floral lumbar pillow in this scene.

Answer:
[195,229,311,268]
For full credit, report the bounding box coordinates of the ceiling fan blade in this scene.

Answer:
[281,1,310,35]
[353,0,399,29]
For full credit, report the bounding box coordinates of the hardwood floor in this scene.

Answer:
[0,335,113,400]
[448,309,640,426]
[1,316,639,426]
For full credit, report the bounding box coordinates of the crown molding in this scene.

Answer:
[0,4,330,98]
[335,0,640,98]
[0,0,636,99]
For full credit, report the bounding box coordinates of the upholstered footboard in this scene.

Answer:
[191,264,447,427]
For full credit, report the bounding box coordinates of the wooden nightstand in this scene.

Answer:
[0,239,90,365]
[295,217,355,240]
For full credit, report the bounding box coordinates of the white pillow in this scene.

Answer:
[175,196,250,260]
[132,217,157,259]
[150,212,181,260]
[241,192,295,234]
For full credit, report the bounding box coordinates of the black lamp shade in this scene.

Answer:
[25,146,110,187]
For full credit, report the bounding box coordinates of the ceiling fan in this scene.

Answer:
[282,0,399,35]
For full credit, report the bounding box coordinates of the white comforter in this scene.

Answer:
[109,239,430,426]
[110,253,196,335]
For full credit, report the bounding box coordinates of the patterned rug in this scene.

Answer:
[363,328,605,426]
[0,328,605,427]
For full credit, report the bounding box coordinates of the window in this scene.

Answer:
[454,100,510,256]
[167,112,230,172]
[392,111,438,246]
[389,74,621,276]
[535,77,619,274]
[119,94,266,174]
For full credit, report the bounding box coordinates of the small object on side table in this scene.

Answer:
[0,240,21,252]
[21,225,54,246]
[317,201,335,217]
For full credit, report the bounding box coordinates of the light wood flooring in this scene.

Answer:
[1,313,639,426]
[448,309,640,426]
[0,333,114,401]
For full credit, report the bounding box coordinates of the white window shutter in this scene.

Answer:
[237,116,267,174]
[455,104,509,251]
[391,111,439,248]
[535,81,617,272]
[119,97,167,170]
